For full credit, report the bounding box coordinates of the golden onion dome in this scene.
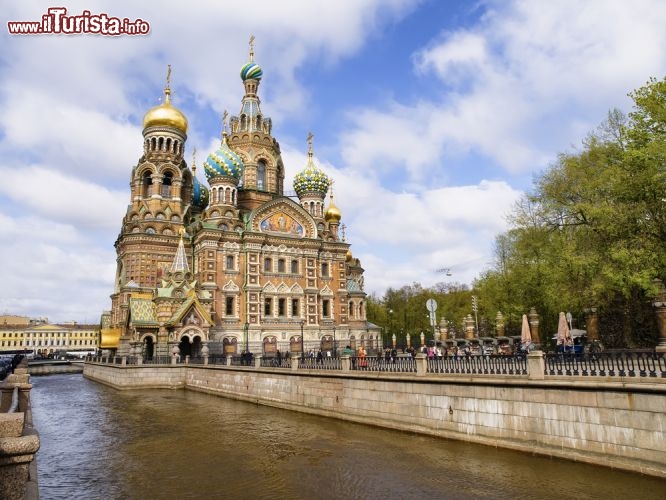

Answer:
[346,249,352,262]
[143,87,188,133]
[324,183,342,222]
[325,201,341,222]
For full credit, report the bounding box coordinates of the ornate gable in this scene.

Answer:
[165,294,213,327]
[249,198,317,238]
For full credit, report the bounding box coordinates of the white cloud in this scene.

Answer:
[343,0,666,180]
[0,213,116,322]
[0,165,126,230]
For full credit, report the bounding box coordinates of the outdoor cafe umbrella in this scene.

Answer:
[521,314,532,350]
[556,311,572,349]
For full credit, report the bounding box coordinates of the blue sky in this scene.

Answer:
[1,0,666,322]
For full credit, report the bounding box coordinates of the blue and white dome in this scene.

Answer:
[293,163,330,198]
[204,135,244,182]
[192,174,209,210]
[240,61,263,81]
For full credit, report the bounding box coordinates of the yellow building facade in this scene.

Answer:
[0,316,99,357]
[102,42,378,359]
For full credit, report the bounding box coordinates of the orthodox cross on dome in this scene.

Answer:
[249,34,255,62]
[191,147,197,175]
[341,223,346,242]
[164,64,172,103]
[222,110,228,135]
[307,131,314,159]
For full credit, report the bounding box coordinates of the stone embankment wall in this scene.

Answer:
[0,360,40,500]
[28,361,83,376]
[83,361,666,479]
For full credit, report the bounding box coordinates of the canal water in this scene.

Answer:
[31,374,665,500]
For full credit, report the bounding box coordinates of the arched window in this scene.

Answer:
[142,171,152,198]
[257,160,266,191]
[162,171,173,198]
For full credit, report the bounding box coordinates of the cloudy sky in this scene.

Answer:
[1,0,665,323]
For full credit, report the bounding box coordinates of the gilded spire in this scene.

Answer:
[192,147,197,176]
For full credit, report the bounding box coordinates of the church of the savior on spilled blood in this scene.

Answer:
[100,42,377,359]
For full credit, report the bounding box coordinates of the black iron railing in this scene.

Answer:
[351,355,417,373]
[427,355,527,376]
[298,357,340,370]
[544,351,666,377]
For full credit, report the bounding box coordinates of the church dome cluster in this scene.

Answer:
[203,135,245,182]
[108,38,367,361]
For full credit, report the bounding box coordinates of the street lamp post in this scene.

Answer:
[388,309,393,349]
[472,295,479,337]
[300,319,305,360]
[244,322,249,352]
[333,325,336,358]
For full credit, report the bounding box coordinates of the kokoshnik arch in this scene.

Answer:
[99,39,378,359]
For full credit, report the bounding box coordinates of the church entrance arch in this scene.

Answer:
[178,337,191,358]
[142,336,154,360]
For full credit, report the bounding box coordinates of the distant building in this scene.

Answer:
[101,40,378,359]
[0,318,99,357]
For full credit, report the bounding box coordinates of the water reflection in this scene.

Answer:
[31,374,665,500]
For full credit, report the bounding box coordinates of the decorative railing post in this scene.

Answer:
[291,353,300,371]
[440,319,449,340]
[652,278,666,353]
[527,351,545,380]
[415,353,427,376]
[201,344,209,366]
[121,357,127,366]
[254,355,262,368]
[528,307,540,344]
[495,311,505,337]
[226,356,232,366]
[341,354,351,372]
[464,315,475,339]
[584,307,599,342]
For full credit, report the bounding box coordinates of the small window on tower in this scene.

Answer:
[264,258,272,272]
[264,298,272,316]
[322,299,330,317]
[278,298,286,316]
[291,260,298,274]
[226,296,234,316]
[257,160,266,191]
[226,255,234,270]
[321,262,329,277]
[277,259,285,273]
